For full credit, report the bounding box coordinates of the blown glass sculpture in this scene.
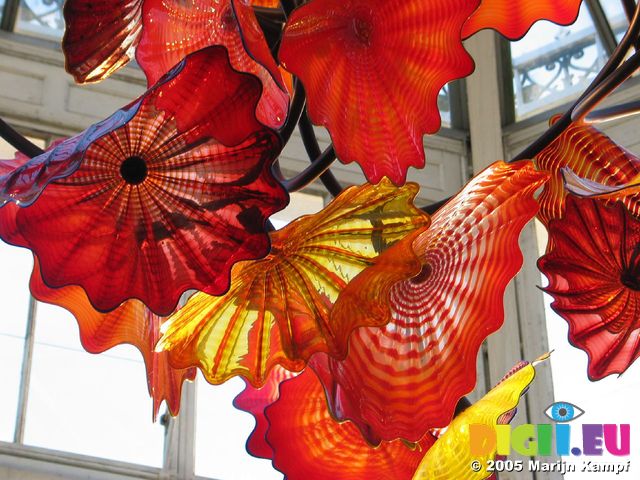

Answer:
[0,46,287,315]
[314,161,548,442]
[539,197,640,379]
[1,0,639,478]
[158,180,430,386]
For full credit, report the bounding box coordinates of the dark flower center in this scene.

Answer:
[351,16,373,46]
[410,264,432,284]
[621,242,640,291]
[120,156,148,185]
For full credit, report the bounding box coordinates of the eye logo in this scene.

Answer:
[544,401,585,422]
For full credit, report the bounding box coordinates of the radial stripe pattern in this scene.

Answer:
[535,116,640,229]
[317,161,548,442]
[279,0,479,185]
[0,47,287,316]
[539,197,640,379]
[158,180,430,387]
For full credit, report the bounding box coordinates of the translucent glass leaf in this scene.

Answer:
[539,197,640,379]
[279,0,479,185]
[315,161,548,442]
[0,47,287,316]
[158,180,430,386]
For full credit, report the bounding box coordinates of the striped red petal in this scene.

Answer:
[536,116,640,229]
[233,366,297,460]
[264,368,434,479]
[63,0,143,83]
[158,180,430,387]
[29,259,196,418]
[316,161,548,442]
[538,197,640,379]
[462,0,583,40]
[0,47,287,315]
[138,0,288,128]
[279,0,479,185]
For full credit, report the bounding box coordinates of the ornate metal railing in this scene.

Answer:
[513,14,628,118]
[14,0,64,38]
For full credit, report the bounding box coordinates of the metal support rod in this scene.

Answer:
[282,144,336,192]
[13,297,38,444]
[0,119,45,158]
[298,111,343,197]
[586,0,619,56]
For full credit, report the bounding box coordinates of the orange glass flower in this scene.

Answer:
[462,0,583,40]
[138,0,288,128]
[263,368,434,479]
[278,0,479,185]
[63,0,288,128]
[315,161,548,442]
[539,197,640,379]
[234,359,540,480]
[0,47,287,316]
[30,259,196,418]
[158,180,430,387]
[535,116,640,228]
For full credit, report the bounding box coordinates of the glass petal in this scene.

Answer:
[538,197,640,379]
[63,0,143,83]
[0,46,288,315]
[412,361,537,479]
[278,0,479,185]
[316,161,548,442]
[462,0,583,40]
[563,167,640,199]
[536,116,640,228]
[138,0,288,128]
[30,259,195,418]
[265,368,433,479]
[158,179,430,386]
[233,366,297,460]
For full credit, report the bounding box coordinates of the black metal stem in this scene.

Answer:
[298,111,343,197]
[585,98,640,123]
[280,0,297,17]
[623,0,637,23]
[282,144,336,192]
[572,49,640,121]
[278,80,305,146]
[0,119,44,158]
[511,1,640,162]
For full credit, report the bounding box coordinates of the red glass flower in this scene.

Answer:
[158,180,430,386]
[234,359,539,479]
[63,0,143,83]
[278,0,479,185]
[244,368,435,479]
[30,259,196,418]
[314,161,548,442]
[539,197,640,379]
[462,0,583,40]
[232,366,297,459]
[0,46,287,316]
[63,0,288,128]
[536,116,640,228]
[138,0,288,128]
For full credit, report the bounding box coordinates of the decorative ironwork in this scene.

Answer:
[16,0,64,38]
[513,14,627,118]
